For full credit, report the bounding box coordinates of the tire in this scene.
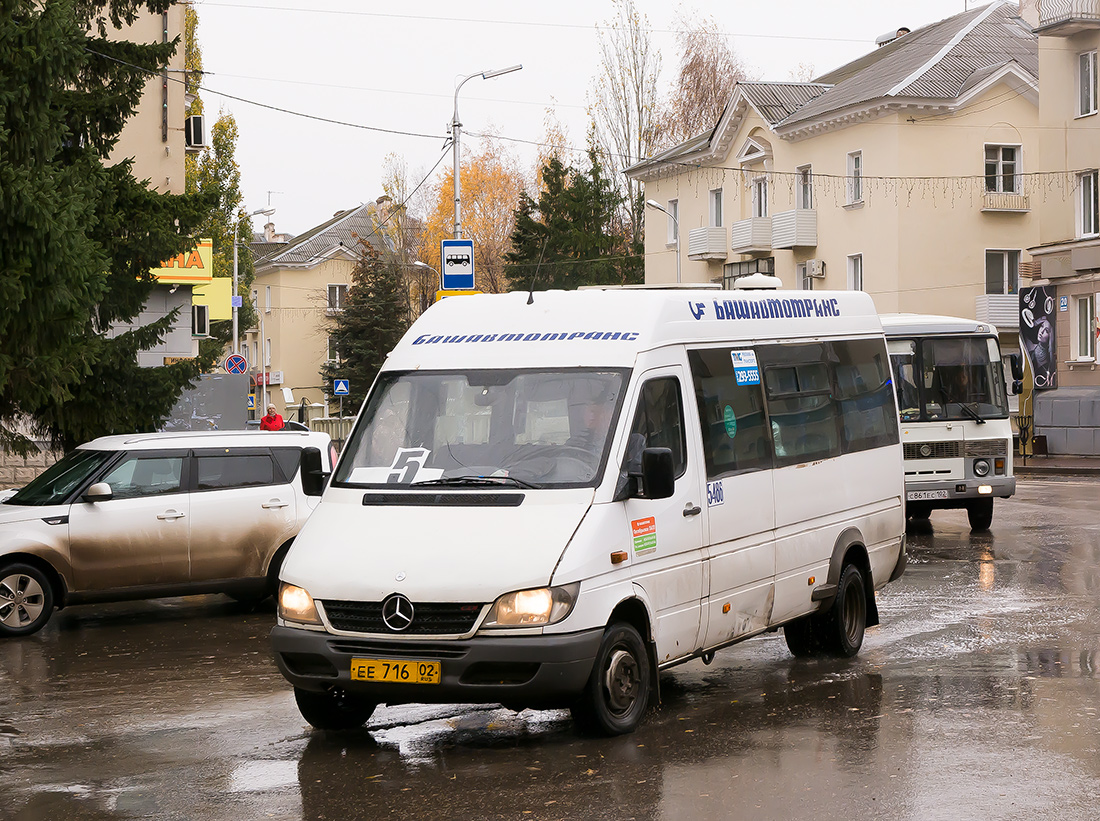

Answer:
[968,499,994,531]
[907,504,931,521]
[784,614,822,657]
[294,687,377,731]
[571,622,651,736]
[0,562,55,638]
[822,564,867,658]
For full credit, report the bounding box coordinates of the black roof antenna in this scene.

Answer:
[526,237,548,305]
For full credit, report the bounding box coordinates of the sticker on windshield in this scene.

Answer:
[731,349,760,385]
[347,448,443,484]
[631,516,657,555]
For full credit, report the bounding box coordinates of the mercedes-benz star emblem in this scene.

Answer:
[381,593,414,632]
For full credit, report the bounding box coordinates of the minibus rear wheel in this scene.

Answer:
[294,686,377,731]
[571,622,651,736]
[823,564,866,657]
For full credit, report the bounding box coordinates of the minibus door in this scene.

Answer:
[621,369,707,664]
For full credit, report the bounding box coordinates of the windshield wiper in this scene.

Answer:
[411,475,541,489]
[957,402,986,424]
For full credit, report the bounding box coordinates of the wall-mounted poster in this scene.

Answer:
[1020,286,1056,390]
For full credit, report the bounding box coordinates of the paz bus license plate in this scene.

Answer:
[907,490,949,501]
[351,658,441,684]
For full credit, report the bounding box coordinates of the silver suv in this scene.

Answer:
[0,430,336,637]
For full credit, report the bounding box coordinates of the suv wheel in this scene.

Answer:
[0,563,55,637]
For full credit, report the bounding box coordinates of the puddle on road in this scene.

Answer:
[228,759,298,793]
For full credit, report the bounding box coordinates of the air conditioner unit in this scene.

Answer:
[806,258,826,278]
[185,115,206,150]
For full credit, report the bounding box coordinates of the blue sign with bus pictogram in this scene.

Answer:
[441,239,475,290]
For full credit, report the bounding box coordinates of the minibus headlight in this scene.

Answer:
[279,582,322,625]
[973,458,991,477]
[483,583,580,627]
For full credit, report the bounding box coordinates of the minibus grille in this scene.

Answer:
[904,441,961,460]
[322,600,484,635]
[965,440,1007,458]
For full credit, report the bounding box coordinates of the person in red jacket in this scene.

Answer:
[259,403,284,431]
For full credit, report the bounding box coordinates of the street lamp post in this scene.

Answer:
[451,64,522,239]
[645,199,680,284]
[412,261,440,316]
[232,206,275,354]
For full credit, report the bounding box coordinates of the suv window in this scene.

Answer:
[271,448,303,482]
[195,454,277,490]
[101,455,185,499]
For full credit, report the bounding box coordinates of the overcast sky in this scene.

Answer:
[191,0,982,235]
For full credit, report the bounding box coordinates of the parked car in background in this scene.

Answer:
[0,430,336,637]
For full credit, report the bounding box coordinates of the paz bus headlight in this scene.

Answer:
[973,458,991,477]
[483,583,580,627]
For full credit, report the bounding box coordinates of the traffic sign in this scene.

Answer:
[440,239,475,290]
[333,379,350,396]
[247,394,255,410]
[223,353,248,374]
[435,289,482,302]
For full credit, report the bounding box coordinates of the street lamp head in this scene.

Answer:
[645,199,665,212]
[413,260,438,273]
[482,64,522,80]
[251,207,276,218]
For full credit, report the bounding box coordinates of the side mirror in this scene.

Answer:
[300,447,328,497]
[1009,353,1024,381]
[82,482,113,503]
[1010,379,1023,396]
[640,447,675,500]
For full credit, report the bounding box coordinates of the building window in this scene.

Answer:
[797,165,813,210]
[752,177,768,218]
[984,146,1019,193]
[666,199,678,244]
[721,257,774,289]
[709,188,723,227]
[1080,50,1097,117]
[251,341,258,367]
[797,262,814,290]
[328,283,348,311]
[846,151,863,204]
[327,335,341,363]
[1080,171,1099,237]
[847,254,863,290]
[191,304,210,337]
[264,285,272,313]
[264,337,271,367]
[985,250,1020,295]
[1073,294,1097,360]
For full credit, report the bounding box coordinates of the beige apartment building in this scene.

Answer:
[246,203,388,422]
[1026,1,1100,454]
[627,1,1041,375]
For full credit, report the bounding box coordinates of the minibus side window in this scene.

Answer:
[687,348,771,479]
[832,338,900,453]
[758,343,841,468]
[627,378,687,479]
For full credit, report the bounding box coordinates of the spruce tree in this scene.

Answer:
[0,1,216,452]
[320,240,410,414]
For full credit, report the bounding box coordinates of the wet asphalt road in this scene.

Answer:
[2,476,1099,821]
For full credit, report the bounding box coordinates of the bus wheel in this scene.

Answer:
[907,503,931,521]
[824,564,867,657]
[968,499,994,531]
[784,615,822,657]
[571,622,651,736]
[294,687,376,731]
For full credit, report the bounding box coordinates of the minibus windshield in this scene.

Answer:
[334,369,629,489]
[888,336,1008,422]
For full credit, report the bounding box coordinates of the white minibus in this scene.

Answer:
[272,288,907,735]
[881,314,1017,531]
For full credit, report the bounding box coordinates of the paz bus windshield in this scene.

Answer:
[887,336,1009,423]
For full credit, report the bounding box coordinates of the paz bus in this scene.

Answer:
[881,314,1019,531]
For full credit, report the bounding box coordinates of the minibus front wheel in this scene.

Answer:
[571,622,651,736]
[294,686,377,731]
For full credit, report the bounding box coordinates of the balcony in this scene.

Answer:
[1036,0,1100,34]
[771,209,817,249]
[729,217,772,254]
[687,227,727,261]
[975,294,1020,329]
[981,192,1030,212]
